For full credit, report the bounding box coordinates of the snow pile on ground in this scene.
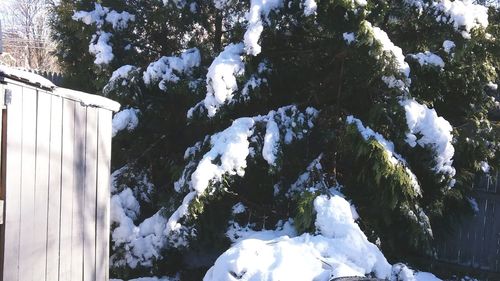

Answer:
[112,108,140,137]
[205,194,441,280]
[410,52,445,68]
[347,116,421,194]
[203,43,245,117]
[392,263,441,281]
[143,48,201,90]
[244,0,283,56]
[226,219,297,243]
[399,99,456,179]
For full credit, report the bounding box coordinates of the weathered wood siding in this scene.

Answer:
[436,172,500,273]
[1,80,113,281]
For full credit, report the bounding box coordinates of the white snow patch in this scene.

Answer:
[105,10,135,30]
[143,48,201,91]
[226,220,297,243]
[110,65,137,82]
[112,108,140,137]
[392,263,442,281]
[432,0,489,38]
[405,0,489,38]
[371,25,410,78]
[244,0,284,56]
[468,197,480,213]
[303,0,317,16]
[343,32,356,45]
[487,82,498,90]
[204,195,393,280]
[399,99,456,178]
[231,202,247,214]
[213,0,231,9]
[410,51,445,68]
[262,112,280,165]
[72,3,108,27]
[364,22,410,90]
[73,4,135,30]
[241,75,265,98]
[110,183,168,269]
[203,43,245,117]
[89,32,114,65]
[0,65,55,88]
[354,0,368,6]
[443,40,456,54]
[480,161,490,173]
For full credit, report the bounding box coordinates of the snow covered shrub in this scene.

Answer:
[51,0,499,279]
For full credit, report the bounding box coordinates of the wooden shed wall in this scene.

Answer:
[1,80,112,281]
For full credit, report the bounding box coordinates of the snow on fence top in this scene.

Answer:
[0,65,120,112]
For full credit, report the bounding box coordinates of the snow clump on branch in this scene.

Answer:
[399,99,456,180]
[166,106,318,234]
[143,48,201,91]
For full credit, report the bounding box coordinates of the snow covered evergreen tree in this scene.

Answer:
[51,0,499,280]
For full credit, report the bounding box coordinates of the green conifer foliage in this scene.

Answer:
[51,0,499,279]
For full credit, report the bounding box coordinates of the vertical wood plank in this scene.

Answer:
[96,109,112,281]
[3,84,23,281]
[83,107,97,281]
[33,90,51,281]
[469,196,482,267]
[478,198,490,269]
[485,199,497,270]
[46,95,63,281]
[59,99,75,281]
[0,83,4,279]
[18,87,37,281]
[495,200,500,271]
[71,104,86,281]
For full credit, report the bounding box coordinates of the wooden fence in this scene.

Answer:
[435,172,500,277]
[27,69,64,86]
